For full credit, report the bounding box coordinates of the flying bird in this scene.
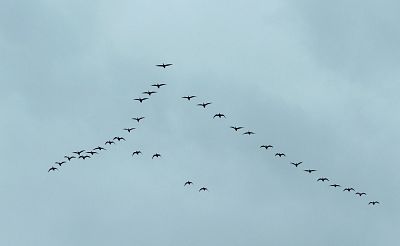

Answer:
[123,128,136,133]
[73,150,85,156]
[290,161,302,167]
[105,140,115,145]
[93,146,106,151]
[243,131,255,135]
[304,169,317,173]
[275,153,285,157]
[133,97,149,103]
[182,95,196,101]
[48,166,58,172]
[142,91,157,96]
[230,126,243,131]
[330,184,341,187]
[356,192,367,196]
[64,156,76,161]
[184,181,193,186]
[86,151,98,155]
[213,113,226,118]
[78,155,91,160]
[55,161,66,167]
[152,153,161,159]
[368,201,379,205]
[151,83,166,88]
[260,145,273,150]
[113,137,126,141]
[156,63,173,68]
[132,117,145,122]
[199,187,208,192]
[132,151,142,156]
[197,102,211,108]
[343,188,355,192]
[317,177,329,182]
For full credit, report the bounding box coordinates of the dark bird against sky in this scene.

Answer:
[156,63,173,68]
[134,97,149,103]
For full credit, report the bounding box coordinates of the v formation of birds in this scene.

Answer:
[48,63,380,205]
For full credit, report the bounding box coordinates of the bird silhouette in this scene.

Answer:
[79,155,91,160]
[368,201,379,205]
[304,169,317,173]
[73,150,85,156]
[132,117,145,122]
[123,128,136,133]
[48,166,58,172]
[330,184,341,187]
[132,151,142,156]
[55,161,66,166]
[151,83,166,88]
[343,188,355,192]
[317,177,329,182]
[64,156,76,161]
[93,146,106,151]
[275,153,285,157]
[230,126,243,131]
[199,187,208,192]
[184,181,193,186]
[156,63,173,68]
[134,97,149,103]
[142,91,157,96]
[290,161,302,167]
[152,153,161,159]
[182,95,196,101]
[105,140,115,145]
[113,137,126,141]
[260,145,273,150]
[197,102,211,108]
[356,192,367,196]
[243,131,255,135]
[213,113,226,118]
[86,151,98,155]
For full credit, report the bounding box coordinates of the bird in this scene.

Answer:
[132,151,142,156]
[55,161,66,167]
[317,177,329,182]
[230,126,243,131]
[48,166,58,172]
[356,192,367,196]
[73,150,85,156]
[64,156,76,161]
[142,91,157,96]
[330,184,341,187]
[213,113,226,118]
[151,83,166,88]
[132,117,145,122]
[86,151,98,155]
[105,140,115,145]
[133,97,149,103]
[260,145,273,150]
[93,146,106,151]
[113,137,126,141]
[156,63,173,68]
[304,169,317,173]
[123,128,136,133]
[199,187,208,192]
[368,201,379,205]
[290,161,302,167]
[197,102,211,108]
[343,188,355,192]
[152,153,161,159]
[184,181,193,186]
[243,131,255,135]
[275,153,285,157]
[182,95,196,101]
[79,155,91,160]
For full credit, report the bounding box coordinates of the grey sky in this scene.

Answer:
[1,0,399,245]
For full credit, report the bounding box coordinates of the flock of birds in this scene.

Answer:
[48,63,380,205]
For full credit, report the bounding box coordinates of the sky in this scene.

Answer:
[1,0,399,245]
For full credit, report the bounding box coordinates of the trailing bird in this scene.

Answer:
[79,155,91,160]
[213,113,226,118]
[123,128,136,133]
[304,169,317,173]
[132,151,142,156]
[182,95,196,101]
[105,140,115,145]
[64,156,76,161]
[260,145,273,150]
[199,187,208,192]
[152,153,161,159]
[132,117,145,122]
[113,137,126,141]
[184,181,193,186]
[290,162,302,167]
[369,201,379,205]
[230,126,243,131]
[356,192,367,196]
[73,150,85,156]
[275,153,285,157]
[156,63,173,68]
[197,102,211,108]
[243,131,255,135]
[48,166,58,172]
[94,146,106,151]
[317,177,329,182]
[134,97,149,103]
[330,184,341,187]
[86,151,98,155]
[343,188,355,192]
[143,91,157,96]
[55,161,66,166]
[151,83,166,88]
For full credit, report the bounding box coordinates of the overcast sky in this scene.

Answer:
[1,0,399,245]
